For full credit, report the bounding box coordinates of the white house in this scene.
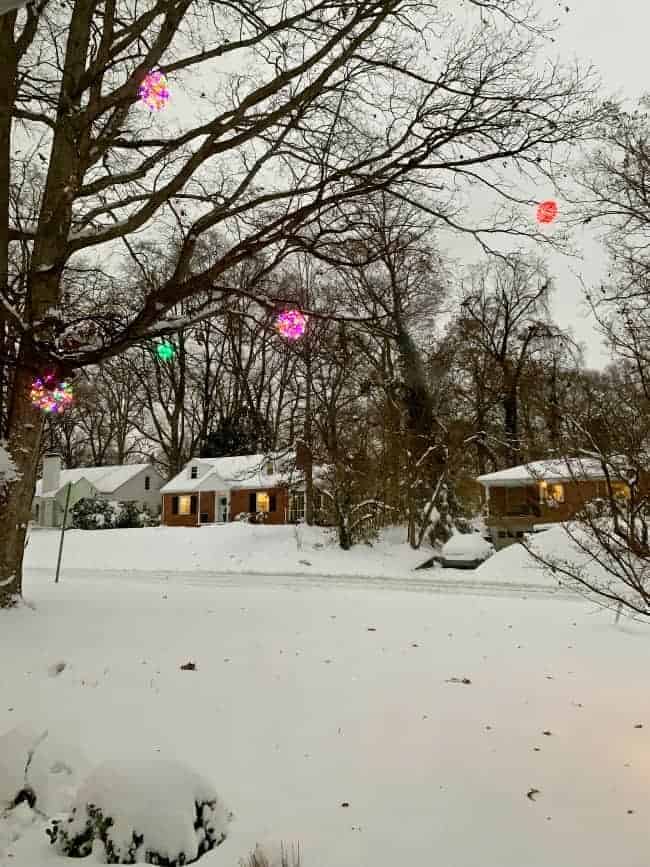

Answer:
[32,453,164,528]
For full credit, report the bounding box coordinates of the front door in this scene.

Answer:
[218,495,228,522]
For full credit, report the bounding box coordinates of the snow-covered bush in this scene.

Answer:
[138,504,160,527]
[71,496,116,530]
[114,501,142,529]
[47,759,231,865]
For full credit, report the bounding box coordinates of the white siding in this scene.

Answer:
[107,466,164,513]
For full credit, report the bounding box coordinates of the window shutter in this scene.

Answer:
[172,496,179,515]
[249,492,256,512]
[190,495,197,514]
[270,494,277,512]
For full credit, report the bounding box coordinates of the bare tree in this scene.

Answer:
[0,0,607,603]
[458,254,571,464]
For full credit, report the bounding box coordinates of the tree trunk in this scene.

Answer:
[304,347,314,526]
[0,350,44,606]
[503,388,519,465]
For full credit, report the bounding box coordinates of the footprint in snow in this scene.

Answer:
[48,661,66,677]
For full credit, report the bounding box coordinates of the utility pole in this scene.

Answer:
[54,482,72,583]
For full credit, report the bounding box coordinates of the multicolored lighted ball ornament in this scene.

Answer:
[536,200,558,225]
[30,374,74,414]
[275,309,307,341]
[156,341,175,361]
[138,70,170,111]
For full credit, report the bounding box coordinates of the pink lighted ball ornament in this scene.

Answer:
[30,373,74,414]
[138,70,170,111]
[536,200,558,225]
[275,309,307,341]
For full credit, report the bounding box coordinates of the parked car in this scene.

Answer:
[441,531,494,569]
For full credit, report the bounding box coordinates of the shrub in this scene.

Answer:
[46,759,231,865]
[114,501,142,529]
[71,497,116,530]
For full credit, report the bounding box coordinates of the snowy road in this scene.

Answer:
[25,566,573,599]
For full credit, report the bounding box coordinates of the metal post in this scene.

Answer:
[55,482,72,583]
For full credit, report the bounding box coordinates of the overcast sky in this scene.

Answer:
[497,0,646,370]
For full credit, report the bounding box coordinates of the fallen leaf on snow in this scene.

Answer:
[527,788,541,801]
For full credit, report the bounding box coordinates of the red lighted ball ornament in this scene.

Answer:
[138,70,170,111]
[275,309,307,341]
[536,200,558,225]
[30,373,74,414]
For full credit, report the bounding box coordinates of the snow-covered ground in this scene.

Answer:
[3,530,650,866]
[24,523,430,580]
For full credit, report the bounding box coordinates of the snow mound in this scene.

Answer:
[49,758,230,864]
[0,724,85,816]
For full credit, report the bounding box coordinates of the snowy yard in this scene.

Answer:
[2,549,650,867]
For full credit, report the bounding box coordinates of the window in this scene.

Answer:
[548,483,564,504]
[178,495,195,516]
[612,482,631,499]
[190,466,198,479]
[266,462,274,476]
[248,492,256,512]
[257,491,270,513]
[289,491,305,522]
[172,496,179,515]
[145,475,150,491]
[270,494,277,513]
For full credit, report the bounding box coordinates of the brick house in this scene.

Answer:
[477,457,633,549]
[160,451,327,527]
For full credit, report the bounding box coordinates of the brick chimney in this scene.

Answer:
[42,452,62,494]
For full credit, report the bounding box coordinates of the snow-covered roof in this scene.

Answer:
[160,454,324,495]
[35,464,152,498]
[477,458,614,488]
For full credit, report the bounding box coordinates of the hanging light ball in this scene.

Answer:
[30,374,74,414]
[138,70,170,111]
[156,340,175,361]
[536,200,558,225]
[275,309,307,341]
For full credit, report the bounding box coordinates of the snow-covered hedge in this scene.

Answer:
[47,759,231,865]
[71,496,117,530]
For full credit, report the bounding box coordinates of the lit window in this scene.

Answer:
[178,495,192,515]
[256,492,270,512]
[548,483,564,504]
[612,482,630,499]
[539,481,547,503]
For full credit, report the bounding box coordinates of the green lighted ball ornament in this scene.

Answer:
[156,341,175,361]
